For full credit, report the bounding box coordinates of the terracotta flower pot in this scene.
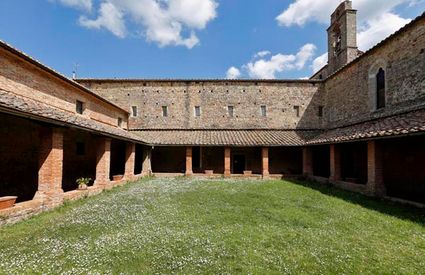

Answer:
[113,175,124,181]
[78,184,88,190]
[0,196,18,210]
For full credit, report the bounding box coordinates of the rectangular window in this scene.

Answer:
[260,105,267,117]
[131,106,138,117]
[118,117,123,127]
[162,106,168,117]
[194,106,201,117]
[318,106,324,117]
[76,100,84,114]
[76,142,85,156]
[294,106,300,117]
[228,106,234,117]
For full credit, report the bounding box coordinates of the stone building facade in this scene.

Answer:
[0,1,424,224]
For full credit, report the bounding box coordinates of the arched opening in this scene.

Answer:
[376,68,386,109]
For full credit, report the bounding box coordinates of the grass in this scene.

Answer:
[0,177,424,274]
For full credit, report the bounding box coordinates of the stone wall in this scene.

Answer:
[0,47,129,129]
[78,80,326,130]
[325,16,425,128]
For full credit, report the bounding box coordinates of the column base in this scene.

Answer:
[33,189,64,209]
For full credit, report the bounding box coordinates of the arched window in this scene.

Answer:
[376,68,386,109]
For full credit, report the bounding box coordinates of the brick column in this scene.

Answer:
[366,140,385,197]
[185,147,193,176]
[330,144,341,182]
[124,142,136,180]
[95,137,111,186]
[262,147,270,178]
[142,147,152,176]
[224,147,231,177]
[35,127,64,208]
[302,147,313,177]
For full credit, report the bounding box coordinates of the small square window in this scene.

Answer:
[131,106,138,117]
[162,106,168,117]
[76,142,85,156]
[228,106,234,117]
[260,105,267,117]
[294,106,300,117]
[118,117,123,127]
[194,106,201,117]
[76,100,84,114]
[318,106,324,117]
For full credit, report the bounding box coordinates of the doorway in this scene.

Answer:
[233,155,246,174]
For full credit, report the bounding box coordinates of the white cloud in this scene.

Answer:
[226,67,241,79]
[358,13,411,50]
[276,0,414,52]
[277,0,415,73]
[276,0,412,27]
[53,0,92,11]
[228,44,316,79]
[55,0,218,49]
[79,2,126,38]
[254,51,271,59]
[312,52,328,73]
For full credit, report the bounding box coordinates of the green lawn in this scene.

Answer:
[0,178,424,274]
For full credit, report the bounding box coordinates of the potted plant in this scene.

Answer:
[76,178,91,190]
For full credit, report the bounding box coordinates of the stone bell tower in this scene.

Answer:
[327,0,359,74]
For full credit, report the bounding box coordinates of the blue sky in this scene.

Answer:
[0,0,423,79]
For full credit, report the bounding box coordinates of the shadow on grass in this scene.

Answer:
[285,179,425,226]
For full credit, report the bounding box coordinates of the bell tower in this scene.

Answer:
[327,1,358,74]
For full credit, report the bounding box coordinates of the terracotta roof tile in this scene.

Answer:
[133,129,319,146]
[308,109,425,144]
[0,89,143,143]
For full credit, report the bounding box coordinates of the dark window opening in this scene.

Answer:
[319,74,323,79]
[131,106,137,117]
[76,142,85,156]
[162,106,168,117]
[228,106,234,117]
[318,106,324,117]
[376,68,386,109]
[294,106,300,117]
[260,105,267,117]
[118,117,123,127]
[76,100,84,114]
[194,106,201,117]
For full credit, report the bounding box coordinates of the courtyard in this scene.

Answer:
[0,178,424,274]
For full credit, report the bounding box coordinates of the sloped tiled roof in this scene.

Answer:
[133,129,320,146]
[0,89,144,143]
[308,108,425,144]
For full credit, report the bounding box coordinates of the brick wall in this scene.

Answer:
[78,80,326,130]
[0,48,128,129]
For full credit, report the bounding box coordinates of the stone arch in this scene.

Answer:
[368,59,388,111]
